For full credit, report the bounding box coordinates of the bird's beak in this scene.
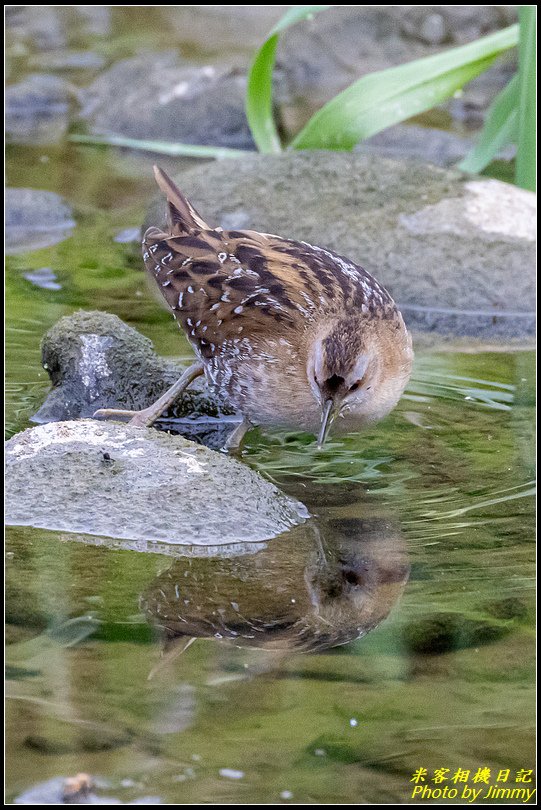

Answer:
[317,399,336,448]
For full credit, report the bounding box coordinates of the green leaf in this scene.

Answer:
[291,24,519,150]
[245,5,330,154]
[458,76,519,174]
[515,6,536,190]
[70,133,248,160]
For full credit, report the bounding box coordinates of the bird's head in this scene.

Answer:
[307,315,413,447]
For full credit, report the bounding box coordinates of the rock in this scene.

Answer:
[32,310,235,447]
[28,49,106,73]
[163,6,289,57]
[5,187,75,255]
[80,52,255,150]
[446,57,516,128]
[356,123,504,168]
[398,5,516,46]
[144,152,535,341]
[5,73,74,145]
[5,5,111,53]
[14,775,160,804]
[5,420,307,548]
[417,12,448,46]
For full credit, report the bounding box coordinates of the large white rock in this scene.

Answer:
[5,420,308,550]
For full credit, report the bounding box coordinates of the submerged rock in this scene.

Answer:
[5,420,307,548]
[5,187,75,255]
[402,611,508,655]
[24,726,132,756]
[144,152,535,341]
[32,310,235,446]
[484,596,528,621]
[80,52,255,150]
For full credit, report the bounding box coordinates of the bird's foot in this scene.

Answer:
[93,362,205,429]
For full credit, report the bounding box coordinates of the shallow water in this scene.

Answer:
[5,146,535,801]
[6,8,535,805]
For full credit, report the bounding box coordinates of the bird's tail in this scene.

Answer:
[153,165,211,235]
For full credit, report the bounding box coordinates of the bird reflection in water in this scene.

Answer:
[141,514,409,676]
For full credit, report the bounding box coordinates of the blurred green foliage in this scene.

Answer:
[73,6,535,190]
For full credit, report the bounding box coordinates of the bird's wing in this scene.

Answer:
[153,165,211,235]
[142,225,394,359]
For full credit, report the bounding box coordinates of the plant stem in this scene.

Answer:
[515,6,536,190]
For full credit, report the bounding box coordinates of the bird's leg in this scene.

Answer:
[93,362,204,428]
[223,417,252,454]
[147,636,197,680]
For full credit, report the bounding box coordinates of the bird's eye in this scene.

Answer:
[349,373,368,393]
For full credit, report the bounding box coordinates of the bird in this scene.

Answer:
[94,166,413,450]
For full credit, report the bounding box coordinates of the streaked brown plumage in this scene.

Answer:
[95,166,413,448]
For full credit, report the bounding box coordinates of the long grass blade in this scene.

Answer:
[458,76,518,174]
[245,5,330,154]
[291,24,518,150]
[515,6,536,190]
[70,133,248,159]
